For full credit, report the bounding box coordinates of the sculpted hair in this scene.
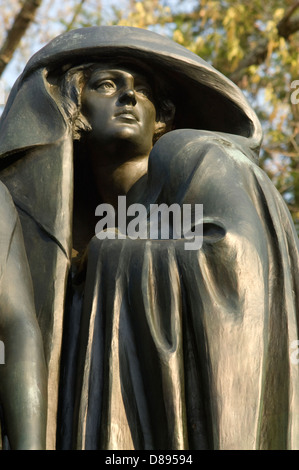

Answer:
[58,65,92,140]
[57,61,175,142]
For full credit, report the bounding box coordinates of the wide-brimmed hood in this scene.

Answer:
[0,26,262,163]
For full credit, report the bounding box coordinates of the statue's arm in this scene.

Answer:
[0,218,47,450]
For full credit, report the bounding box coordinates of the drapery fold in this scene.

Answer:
[57,130,299,450]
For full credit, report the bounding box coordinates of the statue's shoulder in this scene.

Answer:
[149,129,257,184]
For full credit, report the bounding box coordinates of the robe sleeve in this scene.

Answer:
[148,129,299,449]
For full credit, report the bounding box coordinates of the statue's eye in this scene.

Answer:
[135,85,152,98]
[95,80,116,91]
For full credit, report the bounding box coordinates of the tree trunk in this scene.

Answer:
[0,0,43,77]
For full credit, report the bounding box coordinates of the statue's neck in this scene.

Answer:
[72,143,150,255]
[89,153,149,209]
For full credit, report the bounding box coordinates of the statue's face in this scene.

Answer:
[81,64,159,155]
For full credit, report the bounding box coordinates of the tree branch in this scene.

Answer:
[277,1,299,38]
[229,38,268,83]
[229,2,299,84]
[65,0,87,32]
[0,0,42,77]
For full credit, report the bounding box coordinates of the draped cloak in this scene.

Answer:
[0,26,298,449]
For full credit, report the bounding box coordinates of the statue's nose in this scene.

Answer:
[118,88,137,105]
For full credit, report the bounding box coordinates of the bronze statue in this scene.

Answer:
[0,26,298,450]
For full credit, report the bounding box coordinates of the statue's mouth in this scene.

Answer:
[114,109,139,121]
